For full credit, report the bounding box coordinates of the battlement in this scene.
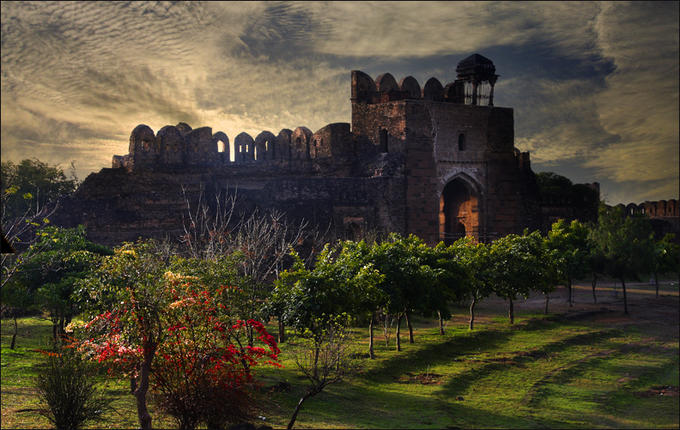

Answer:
[352,53,499,106]
[618,199,679,218]
[113,121,358,171]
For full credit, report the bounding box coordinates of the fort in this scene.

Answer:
[56,54,609,246]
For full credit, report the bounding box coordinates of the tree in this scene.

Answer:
[1,159,78,291]
[287,314,360,430]
[79,242,280,430]
[78,240,171,430]
[420,242,471,334]
[545,219,591,307]
[180,187,310,344]
[650,234,679,298]
[450,237,493,331]
[8,225,111,341]
[368,234,436,350]
[273,246,382,338]
[488,231,548,324]
[590,206,655,314]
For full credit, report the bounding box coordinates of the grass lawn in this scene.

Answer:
[2,285,678,429]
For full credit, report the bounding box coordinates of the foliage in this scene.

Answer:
[35,342,109,430]
[78,243,280,429]
[1,158,78,221]
[545,219,590,305]
[590,205,655,313]
[488,231,554,323]
[536,172,599,222]
[272,246,383,342]
[7,225,111,339]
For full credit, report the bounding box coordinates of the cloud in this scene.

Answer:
[0,1,677,205]
[584,1,679,202]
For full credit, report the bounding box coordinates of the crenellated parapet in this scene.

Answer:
[351,53,498,106]
[621,199,679,218]
[113,121,358,171]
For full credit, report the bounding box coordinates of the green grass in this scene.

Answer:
[2,300,678,429]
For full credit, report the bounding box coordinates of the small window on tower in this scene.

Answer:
[379,129,388,152]
[458,133,466,151]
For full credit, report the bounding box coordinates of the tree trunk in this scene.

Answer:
[10,312,18,350]
[508,298,514,324]
[278,318,286,343]
[368,311,375,359]
[396,314,402,352]
[437,310,445,335]
[621,278,629,315]
[544,293,550,315]
[654,272,659,298]
[405,310,414,344]
[134,347,155,430]
[469,297,476,331]
[568,277,573,307]
[247,325,254,347]
[383,314,390,347]
[288,391,315,430]
[52,323,58,341]
[591,274,598,304]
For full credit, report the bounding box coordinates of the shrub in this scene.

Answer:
[35,343,109,430]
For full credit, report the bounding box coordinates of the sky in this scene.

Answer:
[1,1,678,205]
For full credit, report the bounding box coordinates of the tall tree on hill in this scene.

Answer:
[590,205,655,314]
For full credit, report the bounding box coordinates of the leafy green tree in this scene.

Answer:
[488,231,549,324]
[586,233,607,304]
[590,206,655,314]
[10,225,111,340]
[450,237,493,330]
[1,159,78,221]
[2,159,78,291]
[420,242,471,334]
[650,234,679,297]
[545,219,591,307]
[272,245,383,348]
[322,240,386,358]
[368,234,436,350]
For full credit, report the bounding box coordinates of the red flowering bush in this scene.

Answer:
[79,266,280,430]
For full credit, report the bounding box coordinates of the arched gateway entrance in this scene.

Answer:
[439,178,480,244]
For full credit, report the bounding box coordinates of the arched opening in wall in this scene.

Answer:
[217,140,225,153]
[379,129,388,152]
[439,178,480,245]
[230,141,236,162]
[458,133,466,151]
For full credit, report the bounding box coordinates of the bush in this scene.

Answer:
[35,343,109,430]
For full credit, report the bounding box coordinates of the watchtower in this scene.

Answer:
[350,54,538,244]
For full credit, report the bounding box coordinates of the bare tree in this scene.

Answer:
[287,317,360,429]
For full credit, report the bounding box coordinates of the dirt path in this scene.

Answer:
[573,284,679,296]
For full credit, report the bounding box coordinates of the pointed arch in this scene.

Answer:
[439,173,482,244]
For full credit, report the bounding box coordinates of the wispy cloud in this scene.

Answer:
[1,1,677,204]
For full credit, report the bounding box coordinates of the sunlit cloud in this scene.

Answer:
[1,1,677,205]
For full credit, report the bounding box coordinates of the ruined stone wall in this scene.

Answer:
[60,59,546,247]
